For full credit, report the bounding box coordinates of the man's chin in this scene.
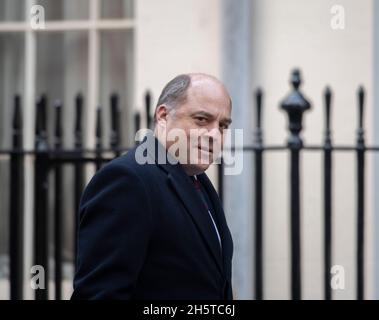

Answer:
[182,163,211,175]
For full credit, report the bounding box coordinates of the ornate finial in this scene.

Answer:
[145,90,152,129]
[255,88,263,129]
[96,106,102,140]
[54,99,62,140]
[13,95,22,131]
[291,69,301,90]
[358,86,365,129]
[280,69,311,148]
[324,86,332,131]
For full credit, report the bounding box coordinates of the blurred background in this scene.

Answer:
[0,0,378,300]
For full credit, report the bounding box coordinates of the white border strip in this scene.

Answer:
[373,0,379,300]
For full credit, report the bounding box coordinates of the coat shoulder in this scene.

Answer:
[89,145,162,190]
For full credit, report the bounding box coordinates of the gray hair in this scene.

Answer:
[154,74,191,123]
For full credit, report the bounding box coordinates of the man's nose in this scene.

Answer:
[207,126,222,140]
[203,129,222,147]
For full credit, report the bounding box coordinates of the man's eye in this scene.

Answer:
[195,117,207,123]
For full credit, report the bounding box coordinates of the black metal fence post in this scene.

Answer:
[9,95,24,300]
[74,94,85,268]
[254,88,264,300]
[280,70,311,300]
[323,87,333,300]
[356,86,365,300]
[134,111,141,134]
[34,95,50,300]
[134,111,141,146]
[145,91,152,130]
[110,93,121,157]
[95,106,103,171]
[53,100,63,300]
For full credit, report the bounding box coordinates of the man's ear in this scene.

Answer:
[155,105,168,126]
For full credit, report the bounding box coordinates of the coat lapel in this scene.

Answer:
[167,172,223,274]
[198,173,233,280]
[143,133,224,274]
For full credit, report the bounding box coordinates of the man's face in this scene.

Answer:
[163,79,232,175]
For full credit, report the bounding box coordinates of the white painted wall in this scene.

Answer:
[135,0,221,113]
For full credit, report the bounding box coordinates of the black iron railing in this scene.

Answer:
[0,70,372,300]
